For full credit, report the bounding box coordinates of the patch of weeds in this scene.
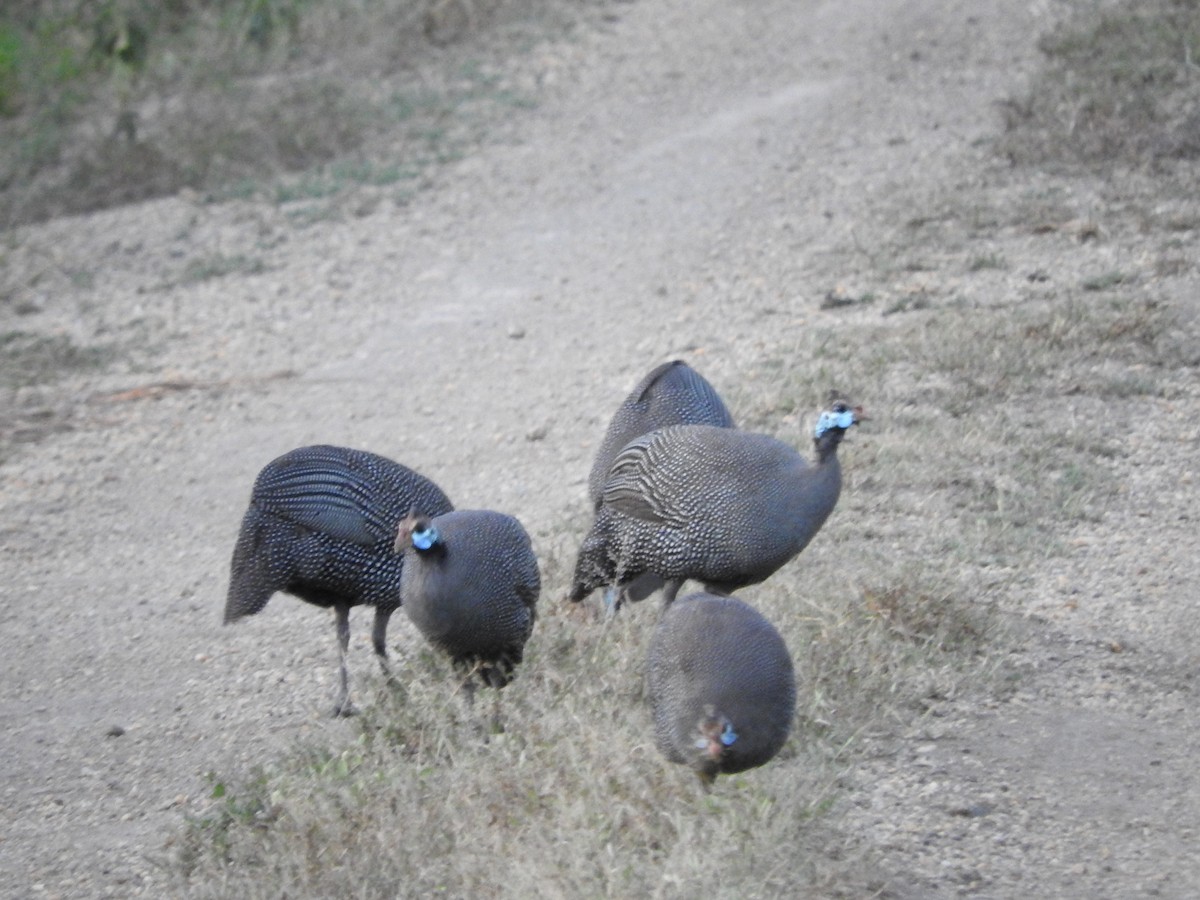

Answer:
[820,287,876,309]
[882,293,932,316]
[785,569,1001,741]
[0,23,20,117]
[999,0,1200,167]
[274,175,342,205]
[0,330,113,387]
[967,253,1006,272]
[331,160,408,188]
[860,582,990,655]
[211,178,261,202]
[181,253,266,283]
[283,202,341,227]
[64,267,96,290]
[273,160,416,206]
[389,88,445,123]
[1089,371,1162,399]
[1081,270,1130,291]
[2,2,551,227]
[916,295,1177,401]
[176,770,280,875]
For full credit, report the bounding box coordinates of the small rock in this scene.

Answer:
[106,725,126,738]
[507,325,526,339]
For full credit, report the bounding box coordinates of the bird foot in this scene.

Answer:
[332,699,359,718]
[602,586,624,615]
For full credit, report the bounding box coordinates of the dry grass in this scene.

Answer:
[998,0,1200,168]
[169,286,1178,895]
[164,174,1200,900]
[0,0,545,228]
[55,0,1195,894]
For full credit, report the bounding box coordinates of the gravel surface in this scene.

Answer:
[2,0,1198,895]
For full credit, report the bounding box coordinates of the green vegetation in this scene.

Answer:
[0,1,538,228]
[181,253,267,283]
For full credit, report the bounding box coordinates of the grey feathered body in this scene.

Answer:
[570,424,842,601]
[401,510,540,688]
[647,592,796,779]
[225,445,454,625]
[587,360,736,508]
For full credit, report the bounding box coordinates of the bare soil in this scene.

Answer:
[2,0,1198,896]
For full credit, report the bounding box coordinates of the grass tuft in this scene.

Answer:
[999,0,1200,167]
[0,329,113,388]
[0,1,541,228]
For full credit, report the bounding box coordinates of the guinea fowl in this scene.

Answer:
[646,591,796,785]
[586,360,736,608]
[395,509,540,691]
[224,444,453,716]
[570,396,864,606]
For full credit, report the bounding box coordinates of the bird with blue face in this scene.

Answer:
[646,591,796,785]
[395,509,540,692]
[570,394,866,606]
[585,360,736,609]
[224,444,453,716]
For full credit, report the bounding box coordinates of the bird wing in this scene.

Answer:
[599,429,692,528]
[651,362,736,428]
[252,452,390,547]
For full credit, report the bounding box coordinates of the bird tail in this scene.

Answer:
[568,526,613,602]
[223,507,279,624]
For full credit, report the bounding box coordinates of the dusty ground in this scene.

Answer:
[2,0,1198,896]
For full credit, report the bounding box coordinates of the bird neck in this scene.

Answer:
[812,429,844,464]
[415,541,447,560]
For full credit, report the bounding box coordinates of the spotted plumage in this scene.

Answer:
[585,360,736,607]
[587,360,736,507]
[646,591,796,784]
[396,509,540,689]
[570,397,864,605]
[224,444,453,715]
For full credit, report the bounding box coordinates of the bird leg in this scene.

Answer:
[489,688,504,734]
[452,659,486,706]
[332,603,357,717]
[660,579,684,606]
[371,607,395,681]
[602,585,623,615]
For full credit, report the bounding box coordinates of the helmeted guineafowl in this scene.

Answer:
[646,591,796,785]
[395,509,540,690]
[586,360,736,608]
[570,396,865,605]
[224,444,453,716]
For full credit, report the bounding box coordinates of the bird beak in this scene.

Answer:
[853,405,868,423]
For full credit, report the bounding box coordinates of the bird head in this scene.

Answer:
[694,705,738,762]
[814,396,867,439]
[395,511,441,554]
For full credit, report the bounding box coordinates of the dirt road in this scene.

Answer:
[2,0,1197,895]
